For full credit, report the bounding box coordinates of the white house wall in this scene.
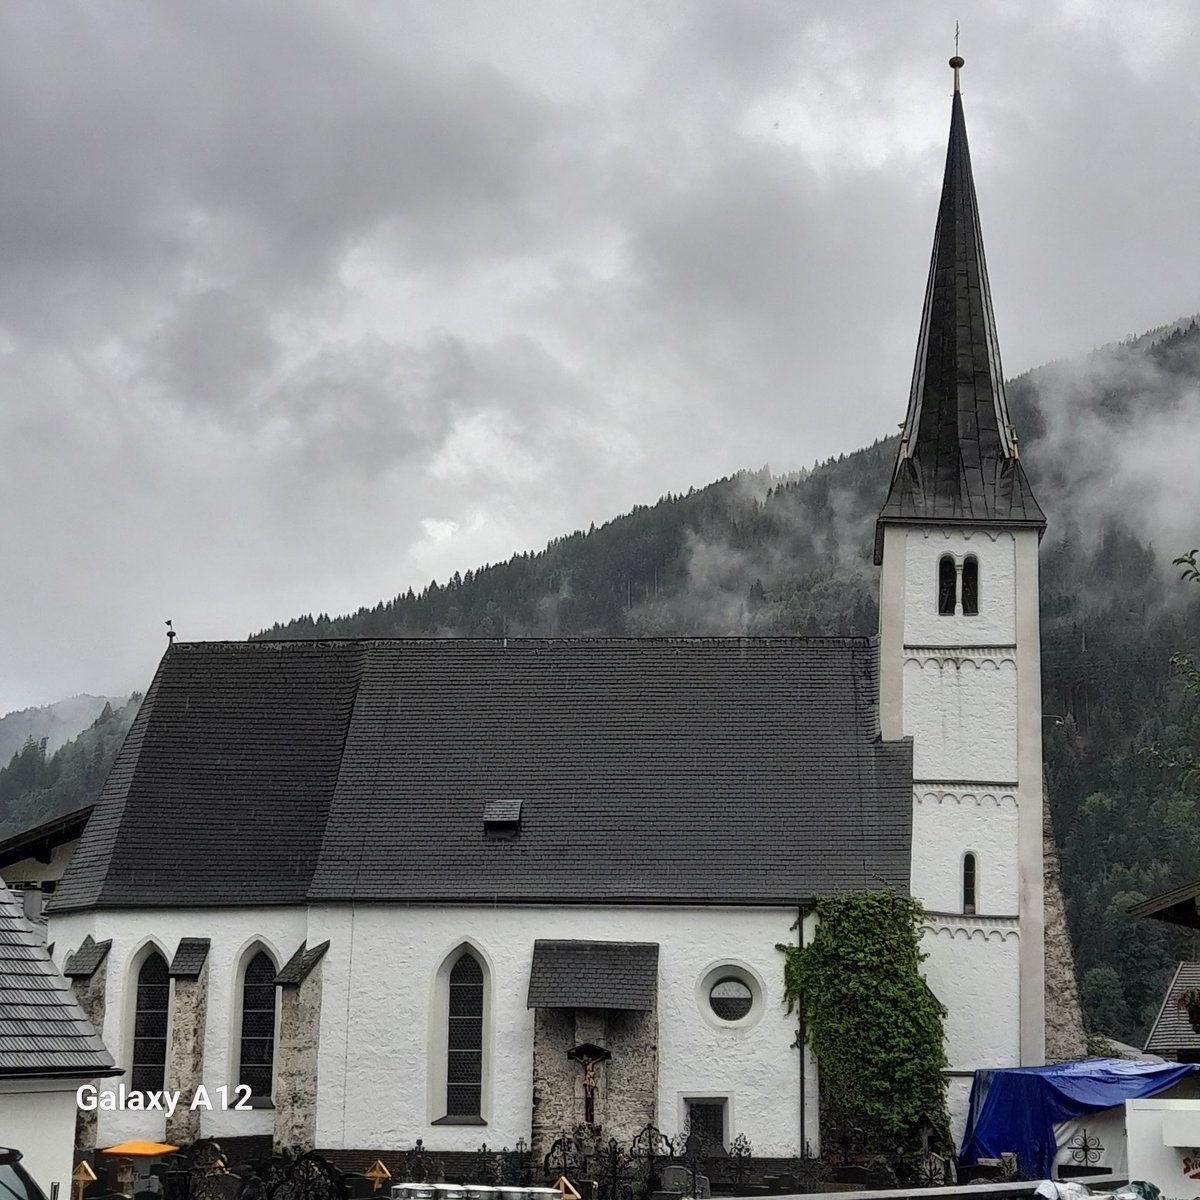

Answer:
[0,1077,80,1197]
[50,903,805,1155]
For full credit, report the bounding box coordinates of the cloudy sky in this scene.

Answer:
[2,0,1199,713]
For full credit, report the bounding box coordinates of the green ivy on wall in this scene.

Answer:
[778,890,950,1149]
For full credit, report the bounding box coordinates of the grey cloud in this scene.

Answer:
[144,288,279,410]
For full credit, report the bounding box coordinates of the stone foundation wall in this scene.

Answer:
[165,960,210,1144]
[275,960,323,1151]
[1043,800,1087,1062]
[70,958,109,1153]
[530,1004,658,1169]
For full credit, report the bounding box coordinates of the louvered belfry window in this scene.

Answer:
[447,951,484,1116]
[239,951,277,1097]
[962,556,979,615]
[938,555,957,615]
[131,952,169,1091]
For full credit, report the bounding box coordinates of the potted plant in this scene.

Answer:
[1175,988,1200,1033]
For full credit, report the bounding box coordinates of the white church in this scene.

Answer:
[33,60,1048,1165]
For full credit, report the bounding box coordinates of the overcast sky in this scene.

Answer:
[2,0,1199,714]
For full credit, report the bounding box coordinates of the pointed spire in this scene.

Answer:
[875,59,1044,563]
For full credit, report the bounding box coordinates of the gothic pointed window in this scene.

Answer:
[131,951,169,1092]
[938,555,957,615]
[962,556,979,615]
[447,951,484,1117]
[963,853,977,915]
[239,950,277,1098]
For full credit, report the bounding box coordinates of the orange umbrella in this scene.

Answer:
[99,1140,180,1157]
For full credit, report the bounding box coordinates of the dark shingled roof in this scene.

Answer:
[876,82,1044,563]
[169,938,211,978]
[275,940,329,985]
[1146,962,1200,1056]
[51,637,913,910]
[528,940,658,1011]
[63,935,112,980]
[0,882,118,1077]
[1130,879,1200,930]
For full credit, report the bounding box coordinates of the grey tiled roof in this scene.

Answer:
[275,940,329,985]
[51,637,913,910]
[876,88,1044,563]
[0,882,118,1077]
[169,938,211,978]
[63,935,112,979]
[528,940,658,1011]
[1146,962,1200,1056]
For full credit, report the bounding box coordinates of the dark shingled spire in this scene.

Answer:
[875,61,1044,564]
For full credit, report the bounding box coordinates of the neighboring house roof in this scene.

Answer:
[1145,962,1200,1057]
[0,881,119,1077]
[528,940,659,1011]
[50,636,913,911]
[1129,881,1200,930]
[876,75,1044,562]
[0,805,92,871]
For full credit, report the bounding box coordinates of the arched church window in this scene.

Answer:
[962,556,979,615]
[239,950,277,1098]
[131,951,169,1092]
[937,555,956,615]
[447,951,484,1117]
[963,853,977,915]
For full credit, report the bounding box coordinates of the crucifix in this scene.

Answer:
[567,1042,611,1127]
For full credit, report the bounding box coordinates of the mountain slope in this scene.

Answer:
[0,694,127,766]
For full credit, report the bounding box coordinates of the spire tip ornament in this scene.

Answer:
[949,55,964,93]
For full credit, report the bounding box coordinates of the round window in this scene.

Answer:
[708,977,753,1021]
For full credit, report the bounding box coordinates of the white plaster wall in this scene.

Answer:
[0,1078,79,1196]
[944,1076,974,1151]
[307,904,804,1156]
[920,919,1020,1075]
[911,789,1020,915]
[46,906,306,1146]
[1127,1099,1200,1200]
[903,654,1018,782]
[902,529,1016,646]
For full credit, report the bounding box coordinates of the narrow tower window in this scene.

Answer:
[937,555,956,615]
[962,556,979,615]
[963,853,977,915]
[131,951,170,1092]
[447,950,484,1117]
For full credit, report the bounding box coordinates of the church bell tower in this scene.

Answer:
[875,58,1047,1124]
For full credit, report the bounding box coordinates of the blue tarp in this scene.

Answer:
[959,1058,1200,1178]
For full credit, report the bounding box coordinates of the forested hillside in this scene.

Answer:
[254,319,1200,1044]
[0,694,126,765]
[0,696,141,844]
